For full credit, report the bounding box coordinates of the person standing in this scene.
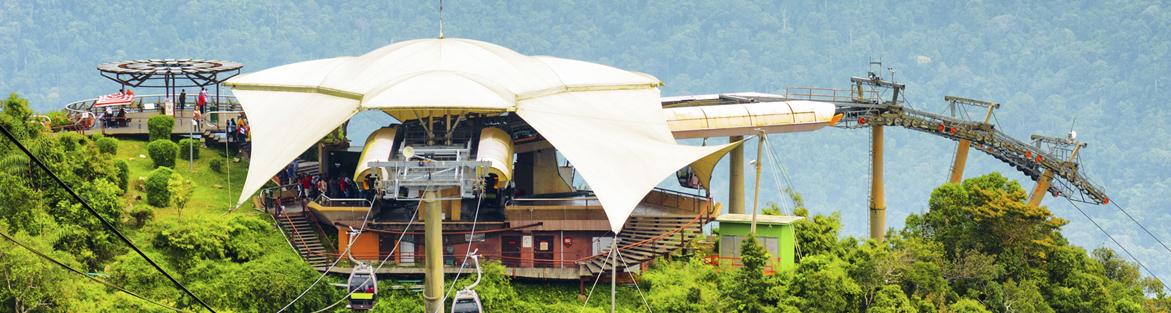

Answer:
[226,118,236,142]
[192,108,202,132]
[197,88,207,113]
[178,89,187,116]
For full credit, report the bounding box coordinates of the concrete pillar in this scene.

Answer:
[1028,170,1054,207]
[870,126,886,241]
[423,190,445,313]
[949,139,971,184]
[729,136,745,214]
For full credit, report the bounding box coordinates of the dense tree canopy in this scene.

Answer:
[640,174,1168,312]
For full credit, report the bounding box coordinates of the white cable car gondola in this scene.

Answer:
[451,251,484,313]
[347,263,378,310]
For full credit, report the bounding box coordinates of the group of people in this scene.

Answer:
[280,163,374,201]
[176,88,212,117]
[99,105,128,128]
[225,116,250,142]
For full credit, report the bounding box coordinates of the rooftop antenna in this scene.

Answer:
[438,0,445,39]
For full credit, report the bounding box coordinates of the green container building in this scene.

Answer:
[716,214,803,270]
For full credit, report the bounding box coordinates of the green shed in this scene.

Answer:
[716,213,803,270]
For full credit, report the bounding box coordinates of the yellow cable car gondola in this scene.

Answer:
[347,264,377,310]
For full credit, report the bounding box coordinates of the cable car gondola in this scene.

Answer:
[347,264,378,310]
[451,252,484,313]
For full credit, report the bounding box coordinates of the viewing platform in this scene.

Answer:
[61,94,244,139]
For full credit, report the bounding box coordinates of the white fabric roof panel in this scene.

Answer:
[226,38,733,233]
[517,88,736,232]
[232,89,360,208]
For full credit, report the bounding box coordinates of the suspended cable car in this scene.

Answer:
[676,166,700,189]
[347,264,378,310]
[451,251,484,313]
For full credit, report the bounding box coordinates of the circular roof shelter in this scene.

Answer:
[97,59,243,88]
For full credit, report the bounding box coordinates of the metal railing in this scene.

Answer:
[64,94,241,117]
[702,255,781,275]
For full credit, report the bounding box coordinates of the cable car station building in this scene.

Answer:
[61,35,1108,313]
[221,38,832,284]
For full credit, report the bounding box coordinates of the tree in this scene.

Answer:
[724,234,778,312]
[869,285,918,313]
[0,225,79,313]
[168,172,194,221]
[906,173,1068,276]
[788,254,863,312]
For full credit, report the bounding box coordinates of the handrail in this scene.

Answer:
[301,200,339,253]
[279,203,324,263]
[64,94,241,118]
[702,255,779,274]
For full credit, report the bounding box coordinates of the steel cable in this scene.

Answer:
[0,124,217,312]
[1065,198,1170,293]
[0,230,189,312]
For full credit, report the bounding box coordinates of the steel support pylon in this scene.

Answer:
[870,126,886,241]
[423,190,444,313]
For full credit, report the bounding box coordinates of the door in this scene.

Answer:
[534,235,554,268]
[592,237,614,256]
[502,235,522,267]
[400,235,415,265]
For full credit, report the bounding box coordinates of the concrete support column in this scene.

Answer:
[423,190,445,313]
[870,126,886,241]
[949,139,972,184]
[1028,170,1055,207]
[728,136,745,214]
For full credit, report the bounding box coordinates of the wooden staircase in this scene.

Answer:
[581,214,702,276]
[278,212,331,267]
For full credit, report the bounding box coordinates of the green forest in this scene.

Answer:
[1,0,1170,311]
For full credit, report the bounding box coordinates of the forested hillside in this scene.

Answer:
[1,0,1169,292]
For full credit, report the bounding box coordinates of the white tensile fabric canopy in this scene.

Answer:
[225,38,739,232]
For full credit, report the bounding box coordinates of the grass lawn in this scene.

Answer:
[113,136,260,219]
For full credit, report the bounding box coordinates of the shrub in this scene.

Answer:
[131,205,154,228]
[147,140,178,168]
[46,110,72,128]
[147,114,175,142]
[96,137,119,155]
[178,138,199,160]
[90,133,104,141]
[209,158,225,173]
[146,167,174,207]
[57,131,85,152]
[114,159,129,193]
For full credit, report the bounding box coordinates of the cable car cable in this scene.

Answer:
[276,198,376,313]
[1065,198,1170,292]
[0,124,217,313]
[578,248,612,313]
[0,230,189,312]
[1109,201,1171,255]
[311,201,423,312]
[435,194,485,313]
[613,249,651,311]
